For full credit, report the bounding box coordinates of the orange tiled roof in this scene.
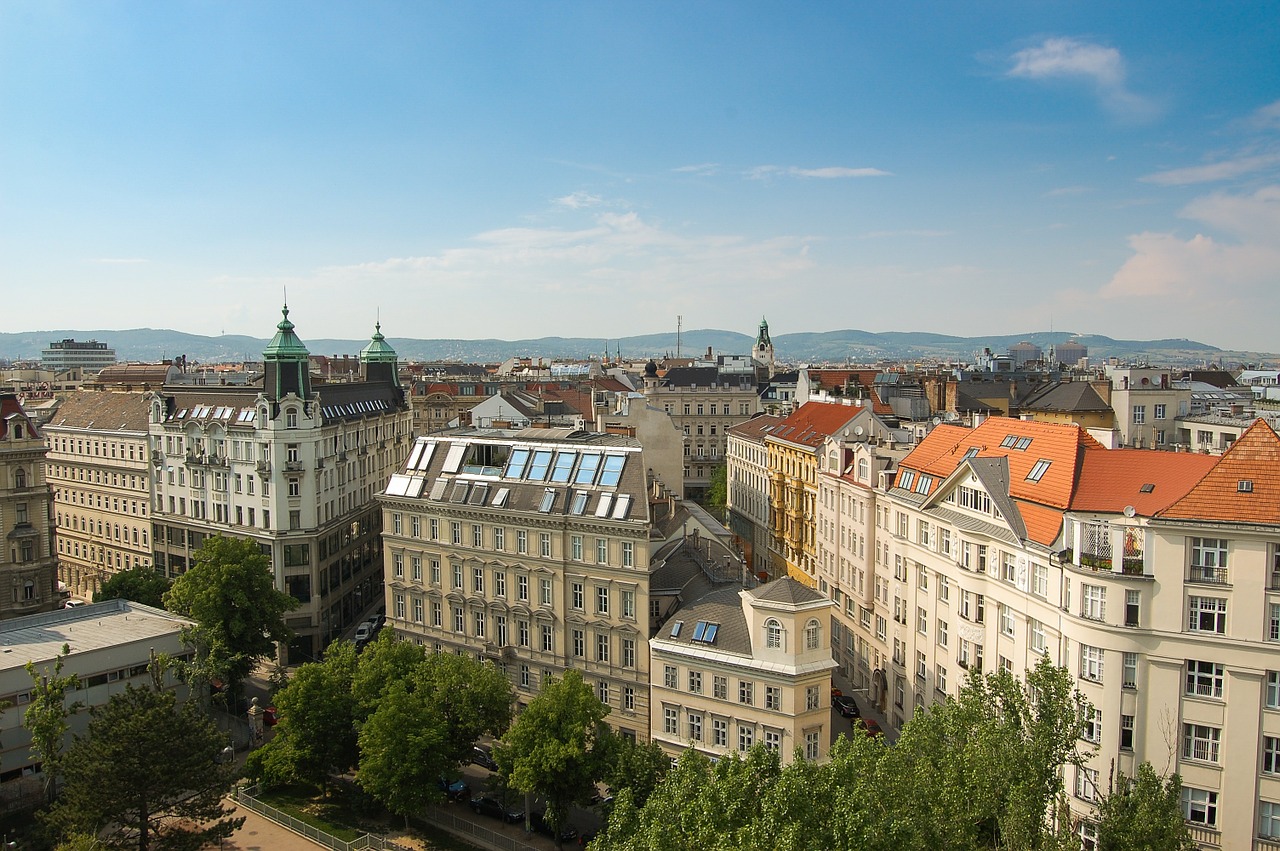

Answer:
[1158,419,1280,524]
[727,414,787,441]
[1014,499,1066,548]
[807,369,895,416]
[764,401,864,449]
[1072,448,1216,516]
[897,424,970,479]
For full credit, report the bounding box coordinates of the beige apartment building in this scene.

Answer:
[44,391,154,597]
[649,576,836,765]
[378,428,657,740]
[726,414,783,580]
[0,394,58,619]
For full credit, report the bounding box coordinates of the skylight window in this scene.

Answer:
[450,481,471,503]
[527,450,553,481]
[428,478,449,501]
[505,448,530,478]
[1014,437,1033,451]
[595,493,614,517]
[442,442,469,473]
[1026,460,1051,482]
[538,489,557,513]
[611,494,631,519]
[691,621,720,644]
[962,447,980,460]
[492,487,510,508]
[468,483,489,505]
[898,470,916,490]
[570,491,589,515]
[1238,480,1254,493]
[1000,435,1018,448]
[1139,483,1154,494]
[549,452,577,483]
[598,454,626,487]
[574,453,602,485]
[406,442,427,471]
[670,621,683,637]
[415,443,436,471]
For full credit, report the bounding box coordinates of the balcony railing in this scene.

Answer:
[1189,565,1229,584]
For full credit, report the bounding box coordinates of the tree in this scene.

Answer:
[601,734,669,810]
[357,681,450,826]
[412,652,514,768]
[247,640,359,795]
[162,535,298,703]
[705,464,727,519]
[495,670,610,846]
[349,629,426,725]
[44,684,244,851]
[1096,762,1196,851]
[24,643,82,804]
[93,566,171,609]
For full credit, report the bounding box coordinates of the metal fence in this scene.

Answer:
[233,784,411,851]
[419,805,543,851]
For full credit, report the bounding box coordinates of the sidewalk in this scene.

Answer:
[222,797,327,851]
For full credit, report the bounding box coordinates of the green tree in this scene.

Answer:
[162,535,298,704]
[411,652,514,767]
[246,640,359,794]
[1096,762,1196,851]
[44,684,243,851]
[705,464,727,518]
[24,643,82,804]
[495,670,610,846]
[349,629,425,724]
[93,566,171,609]
[357,681,450,826]
[602,734,669,810]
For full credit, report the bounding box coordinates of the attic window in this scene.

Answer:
[1026,460,1051,482]
[670,620,683,637]
[898,470,916,491]
[1014,437,1033,451]
[1238,480,1254,493]
[915,475,932,495]
[570,491,589,515]
[691,621,720,644]
[1139,483,1155,494]
[538,489,557,513]
[1000,435,1018,448]
[962,447,980,460]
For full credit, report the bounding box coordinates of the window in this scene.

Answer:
[1082,706,1102,744]
[1269,671,1280,709]
[1188,596,1227,634]
[664,665,678,689]
[663,707,678,735]
[765,619,783,649]
[1125,590,1140,627]
[917,607,928,635]
[1154,403,1166,420]
[916,651,927,680]
[1000,604,1015,636]
[1075,767,1099,802]
[1265,737,1280,774]
[1181,787,1217,826]
[596,634,609,663]
[1272,603,1280,642]
[540,533,551,558]
[1079,645,1104,682]
[1081,585,1105,621]
[622,638,635,668]
[1032,563,1048,598]
[596,538,608,564]
[473,611,485,638]
[494,571,506,597]
[571,535,583,561]
[452,606,465,634]
[451,521,462,545]
[938,575,949,602]
[572,582,584,611]
[806,684,820,711]
[713,718,729,747]
[765,686,781,711]
[1120,714,1135,750]
[621,589,635,619]
[1185,660,1224,698]
[621,541,634,568]
[1132,405,1145,424]
[494,527,505,551]
[540,578,553,606]
[392,553,404,579]
[1122,652,1138,688]
[937,619,948,648]
[764,729,782,752]
[688,712,703,742]
[1029,619,1047,654]
[1026,459,1051,482]
[452,564,463,589]
[1182,723,1221,762]
[473,567,484,594]
[739,681,754,705]
[517,574,528,601]
[624,687,635,712]
[738,724,754,751]
[541,624,554,652]
[1261,801,1280,839]
[517,530,528,555]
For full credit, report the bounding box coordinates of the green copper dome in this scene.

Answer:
[263,305,312,359]
[359,322,398,363]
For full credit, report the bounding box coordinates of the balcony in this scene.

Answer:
[1188,565,1229,585]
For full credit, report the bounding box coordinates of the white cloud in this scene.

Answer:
[552,191,604,209]
[672,163,720,175]
[1094,185,1280,347]
[1141,153,1280,186]
[1246,99,1280,131]
[748,165,892,180]
[1007,37,1157,121]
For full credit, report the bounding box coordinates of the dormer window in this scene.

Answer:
[286,409,298,429]
[1239,480,1254,493]
[765,618,784,650]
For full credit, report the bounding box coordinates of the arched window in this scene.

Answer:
[765,618,784,650]
[13,468,25,488]
[805,618,821,650]
[858,458,869,481]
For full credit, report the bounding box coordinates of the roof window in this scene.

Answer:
[1026,460,1051,482]
[1238,480,1254,493]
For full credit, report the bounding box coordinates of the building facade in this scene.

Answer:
[146,311,412,662]
[379,428,655,740]
[40,339,117,373]
[726,414,783,580]
[0,394,58,619]
[649,577,837,765]
[44,391,154,597]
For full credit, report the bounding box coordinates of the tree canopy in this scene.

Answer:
[592,658,1115,851]
[44,684,243,851]
[24,643,81,804]
[495,669,611,845]
[93,566,171,609]
[1096,761,1196,851]
[161,535,297,698]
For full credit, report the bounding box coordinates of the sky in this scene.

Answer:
[2,2,1278,352]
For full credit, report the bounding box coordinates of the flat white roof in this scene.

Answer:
[0,599,193,674]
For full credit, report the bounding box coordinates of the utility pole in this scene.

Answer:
[677,315,682,359]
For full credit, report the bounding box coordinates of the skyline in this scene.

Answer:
[2,3,1278,350]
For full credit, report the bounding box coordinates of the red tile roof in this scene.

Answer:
[1072,448,1216,516]
[807,369,895,416]
[727,414,787,441]
[1158,419,1280,524]
[765,401,865,449]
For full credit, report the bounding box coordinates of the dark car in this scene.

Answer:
[471,743,498,771]
[833,695,861,719]
[530,809,578,842]
[437,776,471,803]
[470,795,524,823]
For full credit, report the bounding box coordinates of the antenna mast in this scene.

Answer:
[677,315,682,358]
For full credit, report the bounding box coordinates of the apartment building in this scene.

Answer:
[649,577,837,765]
[1106,365,1189,449]
[44,391,154,596]
[0,394,58,619]
[146,311,412,662]
[726,415,784,579]
[378,428,655,740]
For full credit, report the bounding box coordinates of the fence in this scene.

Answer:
[418,805,543,851]
[233,784,411,851]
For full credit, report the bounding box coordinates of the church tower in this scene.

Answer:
[752,316,775,377]
[359,322,400,388]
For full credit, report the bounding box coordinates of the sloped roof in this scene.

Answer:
[749,576,827,606]
[1072,448,1216,516]
[1018,380,1112,414]
[805,369,894,416]
[0,394,38,439]
[656,585,752,656]
[47,391,151,432]
[765,401,864,449]
[1158,419,1280,524]
[726,413,787,441]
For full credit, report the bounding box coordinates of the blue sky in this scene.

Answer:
[2,2,1278,352]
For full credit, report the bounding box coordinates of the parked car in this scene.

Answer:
[858,718,883,738]
[263,705,278,726]
[471,743,498,771]
[833,695,861,719]
[437,776,471,803]
[830,686,843,699]
[470,795,524,823]
[530,809,578,842]
[353,621,375,644]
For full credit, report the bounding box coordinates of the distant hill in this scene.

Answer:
[0,327,1264,368]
